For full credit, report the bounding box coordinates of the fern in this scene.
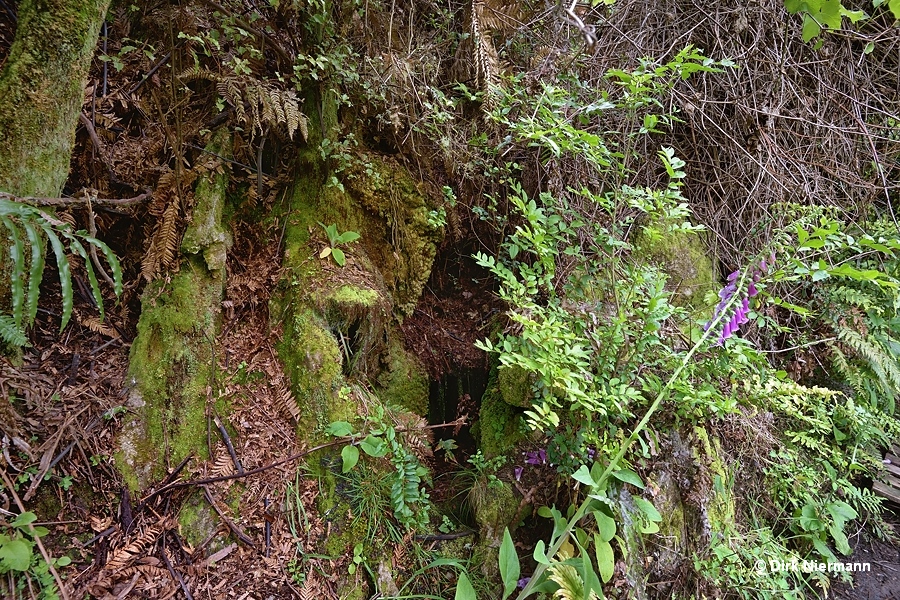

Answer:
[836,327,900,411]
[181,70,308,142]
[0,198,122,346]
[0,314,27,347]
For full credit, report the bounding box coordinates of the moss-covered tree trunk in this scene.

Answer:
[0,0,110,196]
[0,0,109,336]
[118,134,231,490]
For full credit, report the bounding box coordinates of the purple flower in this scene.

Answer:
[514,466,524,481]
[587,447,596,461]
[517,577,531,589]
[706,253,775,344]
[525,448,547,465]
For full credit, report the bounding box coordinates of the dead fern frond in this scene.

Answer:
[273,376,301,423]
[471,0,501,112]
[396,413,433,460]
[106,519,171,571]
[79,314,118,338]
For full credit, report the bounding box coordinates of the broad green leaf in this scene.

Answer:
[31,526,49,538]
[42,225,72,332]
[22,220,45,325]
[611,468,644,489]
[341,445,359,473]
[55,555,72,567]
[499,528,520,599]
[332,247,346,266]
[10,512,37,528]
[830,523,851,555]
[455,572,477,600]
[1,216,25,327]
[534,539,550,564]
[572,465,596,487]
[359,434,388,457]
[593,510,616,542]
[826,501,857,525]
[889,0,900,19]
[0,538,32,571]
[594,534,615,583]
[326,421,353,437]
[811,535,837,562]
[632,497,661,522]
[337,230,360,244]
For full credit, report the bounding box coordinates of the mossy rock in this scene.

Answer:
[475,371,524,460]
[472,480,518,586]
[636,229,716,310]
[497,365,533,408]
[376,336,429,415]
[344,151,440,316]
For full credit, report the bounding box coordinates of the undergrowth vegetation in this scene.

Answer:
[2,0,900,597]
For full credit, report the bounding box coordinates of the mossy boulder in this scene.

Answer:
[637,229,716,310]
[497,365,533,408]
[344,151,441,316]
[377,336,429,415]
[475,370,524,460]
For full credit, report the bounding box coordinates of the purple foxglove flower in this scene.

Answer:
[727,270,739,282]
[748,281,758,297]
[525,448,547,465]
[514,466,523,481]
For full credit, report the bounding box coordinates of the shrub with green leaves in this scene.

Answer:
[1,198,122,348]
[0,511,71,600]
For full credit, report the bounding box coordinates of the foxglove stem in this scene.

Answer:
[514,270,750,600]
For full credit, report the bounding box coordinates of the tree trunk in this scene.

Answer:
[0,0,110,196]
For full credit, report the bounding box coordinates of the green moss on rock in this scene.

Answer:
[377,337,428,414]
[475,371,524,460]
[497,365,532,408]
[344,152,440,315]
[637,229,716,310]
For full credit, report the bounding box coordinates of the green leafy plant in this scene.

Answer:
[0,511,71,600]
[317,222,360,267]
[1,198,123,348]
[325,398,431,530]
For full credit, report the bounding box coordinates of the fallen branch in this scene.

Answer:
[0,190,152,209]
[202,485,256,548]
[139,419,467,503]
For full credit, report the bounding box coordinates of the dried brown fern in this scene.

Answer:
[396,413,433,461]
[105,519,171,572]
[272,376,301,424]
[78,314,118,338]
[180,69,308,142]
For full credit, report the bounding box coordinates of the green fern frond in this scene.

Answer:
[0,314,28,347]
[836,328,899,408]
[829,343,867,399]
[22,220,45,324]
[1,198,122,346]
[0,215,25,328]
[827,285,877,313]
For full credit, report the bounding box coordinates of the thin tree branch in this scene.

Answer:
[0,190,152,209]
